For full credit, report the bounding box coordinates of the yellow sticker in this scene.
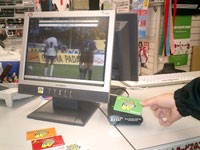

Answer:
[66,144,81,150]
[38,87,44,94]
[41,139,55,148]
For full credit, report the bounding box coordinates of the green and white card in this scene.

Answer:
[113,96,142,116]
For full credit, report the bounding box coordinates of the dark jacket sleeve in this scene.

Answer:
[0,33,7,41]
[174,77,200,120]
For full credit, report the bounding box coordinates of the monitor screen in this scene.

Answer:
[18,11,115,126]
[112,13,138,81]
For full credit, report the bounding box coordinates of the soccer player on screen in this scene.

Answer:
[44,36,58,77]
[79,39,96,80]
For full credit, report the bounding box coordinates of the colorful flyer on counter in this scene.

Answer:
[31,135,65,150]
[113,96,142,116]
[26,127,57,140]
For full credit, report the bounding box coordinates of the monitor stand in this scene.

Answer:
[27,97,99,126]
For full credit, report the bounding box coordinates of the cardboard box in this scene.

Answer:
[191,45,200,71]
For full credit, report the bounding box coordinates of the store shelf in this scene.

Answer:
[5,27,23,30]
[0,4,34,9]
[0,0,34,50]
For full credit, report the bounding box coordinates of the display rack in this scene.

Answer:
[140,1,200,75]
[0,1,34,51]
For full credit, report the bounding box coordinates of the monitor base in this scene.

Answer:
[27,98,99,126]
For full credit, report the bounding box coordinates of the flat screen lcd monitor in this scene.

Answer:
[112,13,138,81]
[18,11,115,126]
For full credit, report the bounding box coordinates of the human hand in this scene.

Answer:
[140,93,182,127]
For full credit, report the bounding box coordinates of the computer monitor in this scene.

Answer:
[18,11,115,126]
[112,13,138,81]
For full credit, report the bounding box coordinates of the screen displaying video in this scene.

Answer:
[24,17,109,86]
